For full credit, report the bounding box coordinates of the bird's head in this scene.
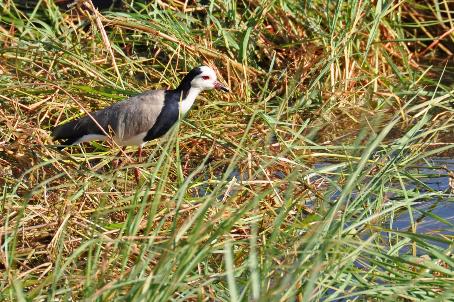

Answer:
[178,66,229,92]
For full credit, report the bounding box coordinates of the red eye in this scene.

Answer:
[202,76,210,80]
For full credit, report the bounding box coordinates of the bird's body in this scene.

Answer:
[52,66,228,148]
[51,65,228,182]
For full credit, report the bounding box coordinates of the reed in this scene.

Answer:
[1,0,453,300]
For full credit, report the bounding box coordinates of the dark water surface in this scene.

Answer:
[389,158,454,238]
[311,157,454,251]
[195,157,453,242]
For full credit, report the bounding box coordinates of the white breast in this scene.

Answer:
[180,87,201,116]
[73,133,147,147]
[115,132,147,146]
[74,134,107,144]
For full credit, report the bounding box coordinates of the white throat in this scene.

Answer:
[180,87,201,116]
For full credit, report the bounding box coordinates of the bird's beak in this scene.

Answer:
[214,81,229,92]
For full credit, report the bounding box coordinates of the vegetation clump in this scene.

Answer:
[1,0,453,300]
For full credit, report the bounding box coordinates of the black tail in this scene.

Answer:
[52,119,87,148]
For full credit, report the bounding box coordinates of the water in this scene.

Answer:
[193,158,454,242]
[310,157,454,253]
[388,158,454,239]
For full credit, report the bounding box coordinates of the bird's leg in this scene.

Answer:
[183,153,191,175]
[138,145,143,162]
[134,145,143,183]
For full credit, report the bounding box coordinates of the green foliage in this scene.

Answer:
[1,0,453,301]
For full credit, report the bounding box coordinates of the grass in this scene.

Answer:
[1,0,454,300]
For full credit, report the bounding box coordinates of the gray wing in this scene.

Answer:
[52,90,165,143]
[111,90,165,140]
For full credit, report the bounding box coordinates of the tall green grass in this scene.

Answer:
[1,0,454,300]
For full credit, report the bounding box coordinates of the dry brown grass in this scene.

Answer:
[1,0,454,300]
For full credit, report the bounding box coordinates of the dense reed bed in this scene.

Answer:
[1,0,454,300]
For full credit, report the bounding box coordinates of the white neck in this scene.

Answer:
[180,87,201,116]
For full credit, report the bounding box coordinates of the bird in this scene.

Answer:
[52,65,229,181]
